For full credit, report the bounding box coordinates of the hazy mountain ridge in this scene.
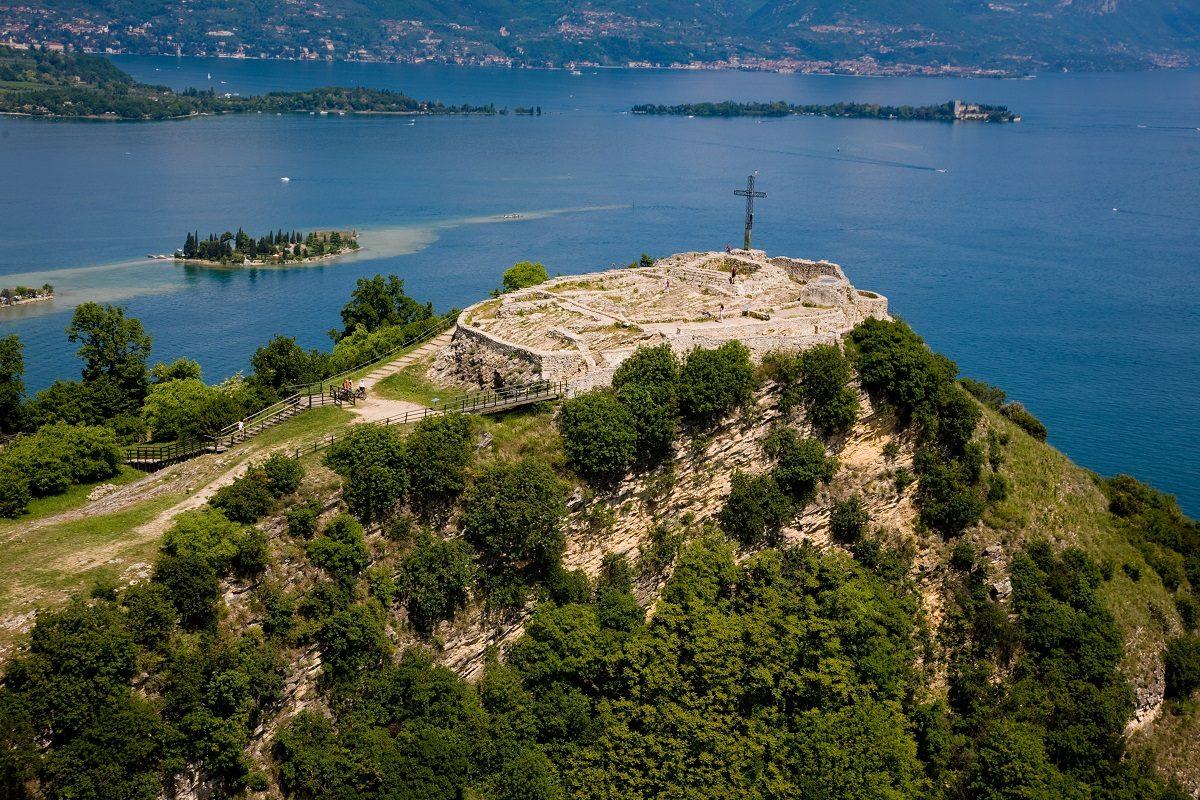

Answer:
[8,0,1200,72]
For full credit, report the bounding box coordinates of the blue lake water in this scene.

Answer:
[1,57,1198,513]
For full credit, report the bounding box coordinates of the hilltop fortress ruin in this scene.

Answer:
[430,249,889,390]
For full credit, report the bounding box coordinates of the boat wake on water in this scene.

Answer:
[671,137,944,173]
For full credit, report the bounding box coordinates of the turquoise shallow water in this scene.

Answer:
[0,58,1198,512]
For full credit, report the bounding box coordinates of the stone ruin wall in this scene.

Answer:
[430,252,890,392]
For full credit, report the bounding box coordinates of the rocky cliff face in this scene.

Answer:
[193,378,1187,799]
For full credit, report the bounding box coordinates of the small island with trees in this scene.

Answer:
[0,283,54,309]
[175,228,359,266]
[631,99,1020,122]
[0,46,500,120]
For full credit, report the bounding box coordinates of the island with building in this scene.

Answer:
[174,228,359,266]
[0,283,54,309]
[631,99,1020,122]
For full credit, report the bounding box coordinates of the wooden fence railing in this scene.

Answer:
[289,379,566,460]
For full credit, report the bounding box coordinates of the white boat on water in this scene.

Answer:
[280,176,291,182]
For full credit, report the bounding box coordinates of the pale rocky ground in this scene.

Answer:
[431,249,888,391]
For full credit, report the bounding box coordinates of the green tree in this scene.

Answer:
[677,341,755,426]
[402,414,475,513]
[830,495,869,543]
[339,274,432,337]
[141,377,221,441]
[317,603,392,684]
[149,357,202,384]
[153,553,220,629]
[249,335,328,397]
[1164,635,1200,700]
[501,261,550,293]
[0,334,24,434]
[613,344,680,461]
[66,302,152,409]
[0,463,31,518]
[798,344,859,436]
[397,533,476,633]
[558,390,637,483]
[718,470,793,545]
[209,471,275,523]
[462,458,569,578]
[494,747,564,800]
[763,427,836,506]
[307,514,369,586]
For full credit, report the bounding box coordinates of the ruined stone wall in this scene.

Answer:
[429,323,546,389]
[772,256,845,282]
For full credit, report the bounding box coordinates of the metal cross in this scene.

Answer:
[733,172,766,251]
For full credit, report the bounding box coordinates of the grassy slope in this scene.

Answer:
[374,360,466,407]
[978,408,1180,687]
[0,465,144,533]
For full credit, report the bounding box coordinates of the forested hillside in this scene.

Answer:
[1,269,1199,799]
[9,0,1200,71]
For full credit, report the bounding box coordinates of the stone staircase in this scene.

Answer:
[361,328,456,390]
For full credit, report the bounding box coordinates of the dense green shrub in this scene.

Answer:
[153,553,220,629]
[830,495,869,543]
[959,378,1006,410]
[494,747,564,800]
[209,471,275,523]
[557,390,637,483]
[328,315,445,374]
[763,427,836,506]
[759,349,805,413]
[612,342,680,459]
[501,261,550,293]
[316,603,392,684]
[397,534,476,633]
[324,422,407,523]
[798,344,859,435]
[1000,402,1048,442]
[677,341,755,426]
[141,377,251,442]
[0,334,24,435]
[307,514,369,586]
[121,582,177,647]
[718,471,793,545]
[613,344,679,406]
[1,423,121,498]
[849,317,956,412]
[1164,635,1200,700]
[345,461,405,525]
[0,463,31,518]
[285,501,322,538]
[914,450,986,536]
[402,414,475,512]
[618,384,677,462]
[260,453,305,496]
[462,458,569,578]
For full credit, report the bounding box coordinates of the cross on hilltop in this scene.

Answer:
[733,172,766,250]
